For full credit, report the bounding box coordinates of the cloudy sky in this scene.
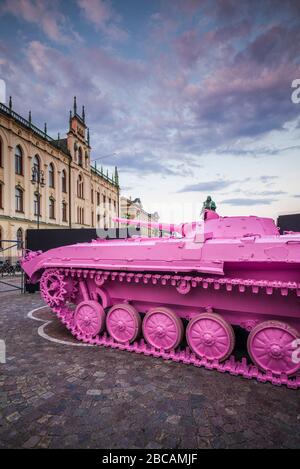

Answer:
[0,0,300,222]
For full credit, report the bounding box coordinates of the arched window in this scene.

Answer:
[85,151,88,168]
[0,137,3,167]
[17,228,23,250]
[34,192,41,216]
[91,185,94,204]
[49,197,55,219]
[0,182,3,209]
[78,147,83,167]
[32,155,40,182]
[49,163,55,188]
[33,155,40,172]
[15,145,23,175]
[62,169,67,193]
[62,201,67,222]
[15,187,23,212]
[77,174,84,199]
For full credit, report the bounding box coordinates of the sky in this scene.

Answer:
[0,0,300,223]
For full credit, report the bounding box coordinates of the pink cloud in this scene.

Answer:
[77,0,128,42]
[0,0,78,43]
[77,0,111,24]
[175,20,252,68]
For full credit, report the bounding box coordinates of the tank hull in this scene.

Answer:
[21,212,300,388]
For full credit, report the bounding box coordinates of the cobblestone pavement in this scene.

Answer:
[0,292,300,449]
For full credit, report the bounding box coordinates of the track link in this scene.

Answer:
[48,268,300,390]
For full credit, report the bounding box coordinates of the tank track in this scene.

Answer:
[49,268,300,390]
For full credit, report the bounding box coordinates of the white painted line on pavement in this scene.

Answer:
[27,306,93,347]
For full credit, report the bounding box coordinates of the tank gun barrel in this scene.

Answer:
[113,217,184,236]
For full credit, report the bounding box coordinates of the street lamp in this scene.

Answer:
[31,166,45,229]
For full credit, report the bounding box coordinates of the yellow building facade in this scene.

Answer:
[120,196,159,237]
[0,97,119,260]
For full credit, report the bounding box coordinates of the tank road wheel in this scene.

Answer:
[74,300,105,337]
[186,313,235,362]
[106,304,141,344]
[143,307,184,351]
[40,269,69,307]
[248,321,300,376]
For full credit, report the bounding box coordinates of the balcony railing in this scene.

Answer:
[91,165,118,187]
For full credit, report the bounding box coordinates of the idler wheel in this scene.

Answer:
[74,300,105,337]
[186,312,235,362]
[248,320,300,376]
[143,307,183,351]
[106,304,141,344]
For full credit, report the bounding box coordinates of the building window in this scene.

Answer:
[91,211,94,226]
[62,201,67,222]
[34,192,41,216]
[15,187,23,212]
[0,227,2,250]
[49,197,55,219]
[62,170,67,193]
[78,147,83,167]
[97,191,100,205]
[103,194,106,205]
[33,155,40,172]
[97,214,100,226]
[15,145,23,175]
[49,163,55,188]
[109,198,111,209]
[114,200,116,211]
[0,137,2,167]
[77,206,84,224]
[85,151,88,168]
[32,155,40,182]
[17,228,23,250]
[0,183,3,209]
[91,188,94,204]
[77,174,84,199]
[73,142,77,160]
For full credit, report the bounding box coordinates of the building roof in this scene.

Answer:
[0,100,119,188]
[91,165,118,188]
[52,138,69,154]
[0,101,71,158]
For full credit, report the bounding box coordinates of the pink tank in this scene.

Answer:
[21,209,300,388]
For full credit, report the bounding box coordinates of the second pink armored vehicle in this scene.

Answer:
[22,207,300,387]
